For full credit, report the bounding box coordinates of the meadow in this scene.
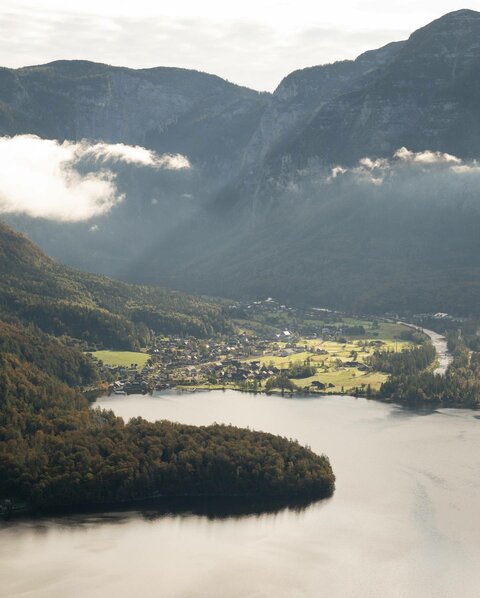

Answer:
[91,350,150,369]
[240,319,416,393]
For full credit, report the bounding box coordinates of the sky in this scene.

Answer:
[1,1,479,90]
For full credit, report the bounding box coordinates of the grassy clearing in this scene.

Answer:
[328,317,414,342]
[238,320,414,392]
[247,351,313,368]
[91,350,150,369]
[292,370,388,392]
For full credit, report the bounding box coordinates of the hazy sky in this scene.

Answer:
[2,1,478,90]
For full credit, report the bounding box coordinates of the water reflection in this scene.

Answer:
[136,495,324,521]
[6,493,324,525]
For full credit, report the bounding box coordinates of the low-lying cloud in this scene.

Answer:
[329,147,480,185]
[271,147,480,219]
[0,135,190,221]
[79,141,191,169]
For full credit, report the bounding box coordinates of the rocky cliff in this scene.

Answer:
[272,9,480,168]
[0,60,268,178]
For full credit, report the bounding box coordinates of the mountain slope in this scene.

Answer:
[125,174,480,316]
[0,221,230,347]
[121,10,480,315]
[274,9,480,169]
[0,60,268,177]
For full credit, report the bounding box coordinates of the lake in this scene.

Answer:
[1,390,480,597]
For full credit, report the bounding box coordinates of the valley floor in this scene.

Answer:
[90,304,429,398]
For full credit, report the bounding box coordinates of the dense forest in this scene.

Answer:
[0,221,231,349]
[0,320,98,387]
[368,343,436,376]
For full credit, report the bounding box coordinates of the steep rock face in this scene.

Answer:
[243,41,404,166]
[275,9,480,168]
[0,61,268,177]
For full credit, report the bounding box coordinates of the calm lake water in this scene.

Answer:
[2,390,480,598]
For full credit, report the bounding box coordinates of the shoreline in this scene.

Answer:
[98,385,478,412]
[0,491,329,521]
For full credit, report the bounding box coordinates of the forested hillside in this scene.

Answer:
[0,320,97,387]
[0,221,230,348]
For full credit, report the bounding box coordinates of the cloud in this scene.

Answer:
[328,147,480,186]
[393,147,461,165]
[277,147,480,218]
[0,135,190,221]
[79,141,191,169]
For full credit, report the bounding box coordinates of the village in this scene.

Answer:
[89,299,419,396]
[93,331,295,395]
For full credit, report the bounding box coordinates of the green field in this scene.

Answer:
[291,369,388,392]
[248,351,313,368]
[91,350,150,369]
[239,320,415,393]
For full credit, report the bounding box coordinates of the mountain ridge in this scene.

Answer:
[3,9,480,316]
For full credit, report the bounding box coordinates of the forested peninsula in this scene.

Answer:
[0,350,334,511]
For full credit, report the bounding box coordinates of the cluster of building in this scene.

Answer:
[99,329,313,393]
[94,332,273,393]
[175,359,284,386]
[148,333,301,389]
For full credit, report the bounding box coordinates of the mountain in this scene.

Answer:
[0,221,230,348]
[243,40,405,168]
[0,60,268,178]
[119,10,480,315]
[0,60,268,275]
[272,9,480,169]
[3,10,480,316]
